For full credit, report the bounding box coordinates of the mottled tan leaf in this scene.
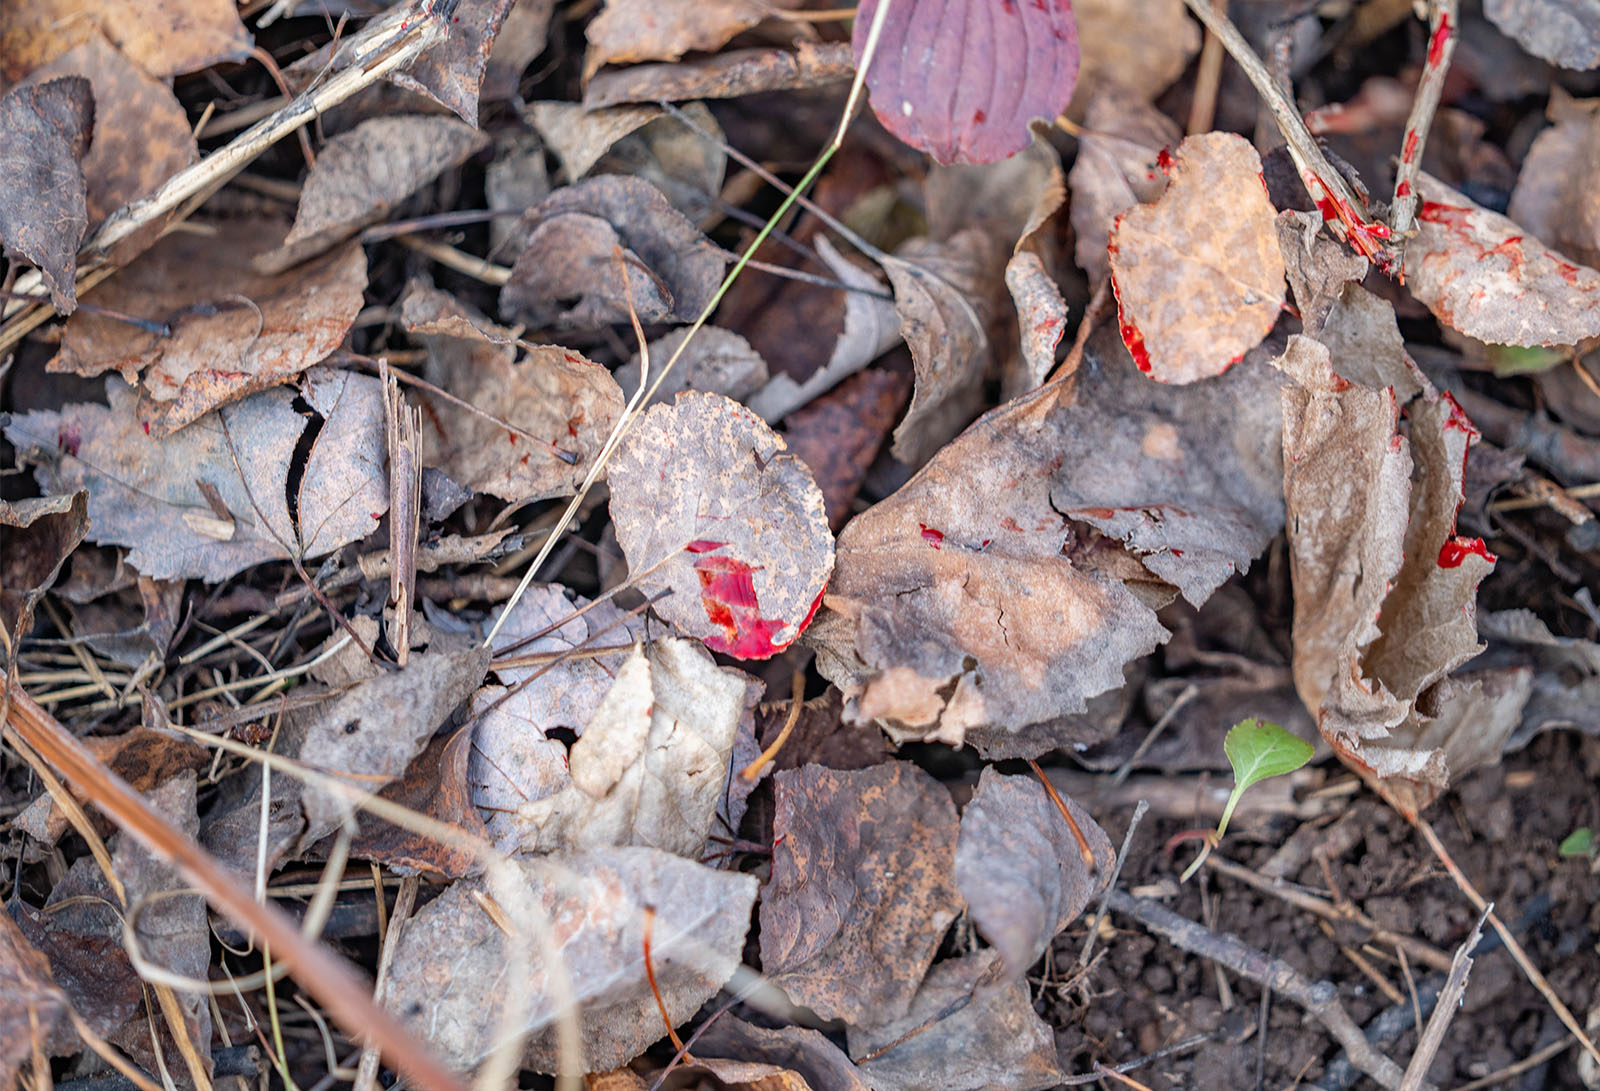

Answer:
[761,762,962,1026]
[1109,131,1285,383]
[955,769,1112,977]
[612,325,768,407]
[402,281,624,503]
[608,391,833,659]
[394,0,541,122]
[1068,84,1179,284]
[379,847,757,1073]
[583,0,802,78]
[0,78,92,313]
[48,219,366,434]
[584,41,854,109]
[1405,173,1600,346]
[1073,0,1198,103]
[3,369,388,582]
[0,0,251,81]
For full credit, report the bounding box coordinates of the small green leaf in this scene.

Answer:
[1559,827,1596,857]
[1216,718,1314,838]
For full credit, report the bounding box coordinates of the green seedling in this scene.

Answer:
[1179,718,1314,882]
[1558,827,1596,858]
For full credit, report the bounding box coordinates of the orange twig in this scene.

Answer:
[641,906,689,1060]
[1027,758,1097,871]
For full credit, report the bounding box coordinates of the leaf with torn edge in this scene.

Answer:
[0,77,93,313]
[1109,132,1285,383]
[608,391,833,659]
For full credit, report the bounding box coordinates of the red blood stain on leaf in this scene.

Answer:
[1438,537,1495,568]
[693,555,794,658]
[1155,146,1173,173]
[919,524,945,548]
[685,539,728,553]
[853,0,1080,165]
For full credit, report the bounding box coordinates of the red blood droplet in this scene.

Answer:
[919,524,944,548]
[685,539,727,553]
[1437,537,1494,568]
[1402,129,1420,164]
[1118,316,1153,373]
[1427,12,1452,67]
[1155,147,1174,173]
[1395,180,1412,198]
[691,553,816,659]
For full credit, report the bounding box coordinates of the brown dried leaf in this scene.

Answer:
[1405,174,1600,346]
[820,326,1285,746]
[955,769,1112,977]
[1068,84,1179,285]
[526,100,664,181]
[761,762,962,1026]
[1109,131,1285,383]
[0,911,65,1087]
[402,281,624,503]
[481,0,557,102]
[0,77,92,313]
[349,724,491,878]
[3,369,388,582]
[501,174,723,329]
[0,0,251,81]
[1485,0,1600,70]
[393,0,541,122]
[483,636,752,858]
[1276,209,1370,335]
[696,1018,870,1091]
[13,725,206,846]
[48,220,366,434]
[783,366,913,531]
[584,0,802,77]
[1073,0,1199,103]
[379,847,757,1073]
[0,492,87,654]
[258,116,489,272]
[613,325,769,408]
[608,392,833,660]
[847,950,1064,1090]
[23,36,194,228]
[583,41,854,109]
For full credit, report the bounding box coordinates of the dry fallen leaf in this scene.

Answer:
[584,0,802,78]
[0,493,87,654]
[349,723,492,879]
[1067,83,1179,285]
[1072,0,1199,104]
[393,0,543,122]
[48,219,367,434]
[500,174,723,329]
[854,0,1079,165]
[607,392,834,659]
[379,847,758,1073]
[819,325,1285,747]
[13,724,206,846]
[761,762,962,1026]
[23,35,195,228]
[4,369,388,582]
[782,367,913,531]
[0,77,93,313]
[1109,131,1286,383]
[0,912,66,1088]
[954,769,1112,977]
[1485,0,1600,70]
[402,281,625,502]
[0,0,252,81]
[584,40,855,109]
[1506,92,1600,270]
[1404,173,1600,347]
[485,636,753,859]
[696,1017,871,1091]
[612,325,769,408]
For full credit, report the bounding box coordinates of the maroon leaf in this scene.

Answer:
[0,77,93,313]
[854,0,1080,166]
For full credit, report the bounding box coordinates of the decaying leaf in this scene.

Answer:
[954,769,1112,977]
[350,724,492,878]
[259,115,489,272]
[500,174,723,329]
[584,0,803,78]
[13,724,206,846]
[696,1017,871,1091]
[612,325,769,407]
[392,0,537,122]
[4,369,388,582]
[819,325,1285,747]
[402,281,625,503]
[48,219,367,434]
[0,912,65,1088]
[23,35,195,228]
[483,637,753,859]
[1506,93,1600,270]
[0,77,93,313]
[782,367,914,531]
[1404,174,1600,346]
[1485,0,1600,70]
[0,493,87,653]
[1073,0,1198,103]
[854,0,1079,165]
[846,950,1065,1091]
[583,40,855,109]
[761,762,962,1026]
[1109,132,1286,383]
[379,847,757,1073]
[1067,83,1179,284]
[607,392,833,659]
[0,0,252,81]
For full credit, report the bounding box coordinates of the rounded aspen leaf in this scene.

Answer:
[1108,131,1285,384]
[607,391,833,660]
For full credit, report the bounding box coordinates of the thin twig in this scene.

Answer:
[1078,800,1149,970]
[1389,0,1459,235]
[1398,904,1488,1091]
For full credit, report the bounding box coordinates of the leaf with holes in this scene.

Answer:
[854,0,1080,166]
[607,391,833,660]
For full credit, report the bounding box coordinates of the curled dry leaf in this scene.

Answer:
[0,0,252,81]
[1279,335,1511,816]
[761,762,962,1026]
[484,636,754,859]
[584,39,855,109]
[954,768,1112,977]
[607,392,834,660]
[3,369,388,582]
[696,1017,871,1091]
[1485,0,1600,70]
[1404,174,1600,346]
[853,0,1079,165]
[379,847,758,1073]
[402,281,625,503]
[0,492,87,653]
[23,35,195,228]
[1109,131,1286,383]
[846,950,1064,1091]
[1506,92,1600,270]
[500,174,723,329]
[258,115,489,272]
[48,219,366,435]
[584,0,803,78]
[0,913,65,1087]
[819,326,1285,747]
[1067,83,1179,285]
[0,77,93,313]
[1072,0,1198,103]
